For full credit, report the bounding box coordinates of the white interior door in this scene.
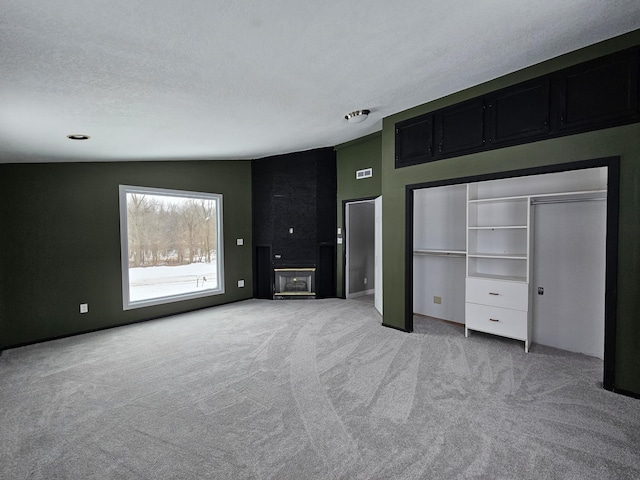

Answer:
[374,196,383,315]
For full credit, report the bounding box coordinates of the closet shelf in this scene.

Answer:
[468,253,527,260]
[468,188,607,204]
[467,273,527,283]
[414,249,466,257]
[468,195,528,204]
[468,225,527,230]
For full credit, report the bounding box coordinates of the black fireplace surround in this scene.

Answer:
[252,148,337,299]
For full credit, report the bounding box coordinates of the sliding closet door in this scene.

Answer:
[532,199,606,358]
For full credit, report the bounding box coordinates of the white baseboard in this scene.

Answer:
[348,289,375,299]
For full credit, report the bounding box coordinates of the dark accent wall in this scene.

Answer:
[0,160,253,349]
[252,148,337,297]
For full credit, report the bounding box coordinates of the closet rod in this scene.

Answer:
[531,197,606,205]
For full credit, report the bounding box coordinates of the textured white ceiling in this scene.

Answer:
[1,0,639,163]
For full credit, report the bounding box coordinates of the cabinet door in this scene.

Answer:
[395,114,433,167]
[489,79,550,145]
[436,98,485,156]
[559,49,639,131]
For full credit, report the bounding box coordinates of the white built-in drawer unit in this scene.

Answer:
[465,303,527,340]
[465,278,528,311]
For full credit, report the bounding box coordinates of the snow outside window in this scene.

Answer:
[119,185,224,310]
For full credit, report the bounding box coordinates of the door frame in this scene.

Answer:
[404,156,619,391]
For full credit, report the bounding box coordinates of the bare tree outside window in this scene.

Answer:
[119,186,224,309]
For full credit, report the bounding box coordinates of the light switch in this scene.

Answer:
[337,238,343,244]
[236,238,244,246]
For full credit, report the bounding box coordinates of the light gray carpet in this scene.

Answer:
[1,299,638,479]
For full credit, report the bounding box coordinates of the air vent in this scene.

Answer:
[355,168,373,180]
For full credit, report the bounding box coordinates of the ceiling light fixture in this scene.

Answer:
[67,134,90,140]
[344,109,370,124]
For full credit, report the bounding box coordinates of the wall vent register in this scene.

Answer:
[356,168,373,180]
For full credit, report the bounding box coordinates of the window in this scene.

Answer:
[119,185,224,309]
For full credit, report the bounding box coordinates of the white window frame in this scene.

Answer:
[119,185,225,310]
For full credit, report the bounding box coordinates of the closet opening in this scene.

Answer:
[405,157,619,390]
[343,197,383,315]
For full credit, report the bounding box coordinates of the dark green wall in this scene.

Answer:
[378,30,640,395]
[0,160,253,348]
[336,133,382,297]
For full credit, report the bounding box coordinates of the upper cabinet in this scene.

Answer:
[395,113,433,168]
[435,98,486,156]
[395,47,640,168]
[559,51,638,132]
[488,79,550,145]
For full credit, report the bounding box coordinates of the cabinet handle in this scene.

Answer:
[489,318,499,322]
[489,292,500,296]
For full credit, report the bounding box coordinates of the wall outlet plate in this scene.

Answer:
[433,296,442,305]
[80,303,89,314]
[238,280,245,288]
[236,238,244,246]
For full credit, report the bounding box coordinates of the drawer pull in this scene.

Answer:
[489,292,500,296]
[489,318,499,322]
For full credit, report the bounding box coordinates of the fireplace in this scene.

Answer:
[274,268,316,299]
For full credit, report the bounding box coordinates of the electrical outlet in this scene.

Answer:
[236,238,244,246]
[80,303,89,314]
[238,280,245,288]
[433,296,442,305]
[538,287,544,295]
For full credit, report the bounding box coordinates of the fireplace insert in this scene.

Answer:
[274,268,316,299]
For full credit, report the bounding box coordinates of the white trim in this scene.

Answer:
[119,185,225,310]
[348,288,375,299]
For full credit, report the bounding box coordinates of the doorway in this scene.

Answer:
[345,197,383,314]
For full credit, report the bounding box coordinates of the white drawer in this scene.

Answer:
[466,277,528,310]
[465,303,527,340]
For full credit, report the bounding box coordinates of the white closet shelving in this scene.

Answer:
[413,167,607,354]
[465,185,533,352]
